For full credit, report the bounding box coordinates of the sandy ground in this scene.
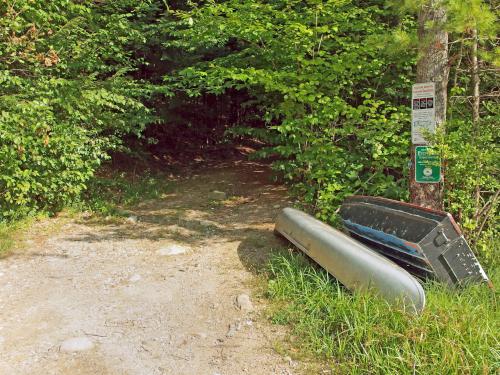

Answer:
[0,160,298,375]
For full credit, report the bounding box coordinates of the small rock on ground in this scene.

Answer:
[236,294,253,312]
[226,320,242,337]
[60,337,94,352]
[126,216,138,224]
[157,245,188,256]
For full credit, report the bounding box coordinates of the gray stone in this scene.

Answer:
[60,337,94,352]
[226,321,242,337]
[208,191,227,200]
[126,216,138,224]
[236,294,253,312]
[157,245,188,256]
[226,325,237,338]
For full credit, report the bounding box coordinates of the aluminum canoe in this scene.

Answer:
[275,207,426,314]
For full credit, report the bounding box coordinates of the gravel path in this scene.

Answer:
[0,160,296,375]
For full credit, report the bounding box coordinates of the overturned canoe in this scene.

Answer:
[339,196,490,287]
[275,207,426,314]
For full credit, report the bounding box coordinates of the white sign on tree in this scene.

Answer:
[411,82,436,144]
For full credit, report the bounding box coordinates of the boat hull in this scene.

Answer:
[275,207,426,314]
[339,196,490,287]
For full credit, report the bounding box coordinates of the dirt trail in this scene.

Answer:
[0,160,297,375]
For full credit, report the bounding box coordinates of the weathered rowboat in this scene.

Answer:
[339,196,491,288]
[275,207,426,314]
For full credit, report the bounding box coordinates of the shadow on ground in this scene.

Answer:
[65,159,293,273]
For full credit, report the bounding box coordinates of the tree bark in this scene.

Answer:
[471,28,480,127]
[410,0,449,210]
[471,28,481,215]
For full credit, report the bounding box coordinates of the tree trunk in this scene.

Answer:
[410,0,449,210]
[471,28,481,215]
[471,28,480,127]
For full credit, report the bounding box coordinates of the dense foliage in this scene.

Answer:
[163,0,499,257]
[0,0,155,220]
[1,0,498,253]
[164,0,415,220]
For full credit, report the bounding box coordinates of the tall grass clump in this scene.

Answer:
[267,251,499,374]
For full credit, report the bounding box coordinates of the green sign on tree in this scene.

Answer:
[415,146,441,183]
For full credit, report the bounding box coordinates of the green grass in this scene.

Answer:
[266,250,499,375]
[0,216,44,257]
[0,222,22,257]
[78,168,173,216]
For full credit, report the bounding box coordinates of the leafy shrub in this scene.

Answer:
[163,0,415,223]
[439,117,499,266]
[0,0,154,221]
[163,0,498,257]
